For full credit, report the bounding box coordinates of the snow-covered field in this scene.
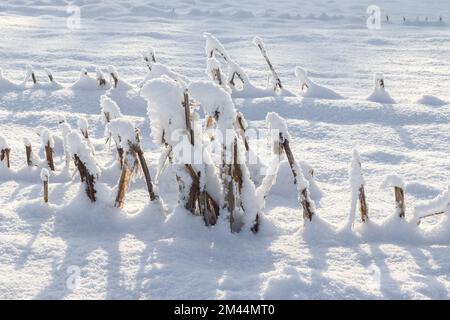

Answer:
[1,0,450,299]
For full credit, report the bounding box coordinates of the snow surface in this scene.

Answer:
[1,0,450,300]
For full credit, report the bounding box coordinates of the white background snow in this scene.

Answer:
[1,0,450,299]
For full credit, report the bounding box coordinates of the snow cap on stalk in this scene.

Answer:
[40,168,50,182]
[140,77,186,146]
[67,131,101,176]
[188,81,236,133]
[266,112,291,141]
[381,174,405,190]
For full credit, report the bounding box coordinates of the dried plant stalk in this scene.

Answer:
[358,185,369,223]
[395,186,406,219]
[45,142,55,171]
[43,180,49,203]
[26,145,32,166]
[0,148,10,168]
[281,134,315,221]
[73,154,97,202]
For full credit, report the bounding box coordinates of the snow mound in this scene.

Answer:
[367,73,396,104]
[71,69,110,91]
[108,66,133,91]
[417,95,447,106]
[0,69,20,91]
[294,67,343,100]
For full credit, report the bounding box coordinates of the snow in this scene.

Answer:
[0,136,9,150]
[0,69,20,91]
[23,138,31,147]
[66,131,100,177]
[44,69,63,89]
[367,73,396,104]
[414,187,450,220]
[266,112,291,142]
[381,174,406,190]
[39,128,55,148]
[100,95,123,123]
[40,168,50,182]
[346,150,365,229]
[140,77,186,146]
[417,95,447,106]
[140,61,190,85]
[108,65,133,91]
[1,0,450,300]
[22,64,36,87]
[77,118,88,134]
[106,119,137,150]
[188,81,236,134]
[295,67,343,100]
[206,57,229,91]
[71,69,109,91]
[204,32,231,61]
[204,32,281,99]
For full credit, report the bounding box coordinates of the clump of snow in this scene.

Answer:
[44,68,62,89]
[256,156,280,205]
[345,150,365,229]
[188,81,236,135]
[59,122,72,167]
[414,186,450,221]
[22,64,37,86]
[23,137,31,147]
[294,66,343,100]
[367,73,396,104]
[96,67,110,88]
[77,117,94,153]
[140,77,186,145]
[39,128,55,148]
[77,117,89,134]
[206,57,221,75]
[0,136,9,150]
[349,150,364,193]
[270,160,322,205]
[71,68,111,90]
[100,95,122,122]
[417,95,447,106]
[252,36,265,49]
[143,47,157,67]
[381,174,405,190]
[71,69,95,90]
[204,32,231,61]
[205,57,228,91]
[233,137,261,229]
[266,111,291,142]
[40,168,50,182]
[108,65,133,90]
[67,131,101,177]
[105,119,137,150]
[56,114,66,124]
